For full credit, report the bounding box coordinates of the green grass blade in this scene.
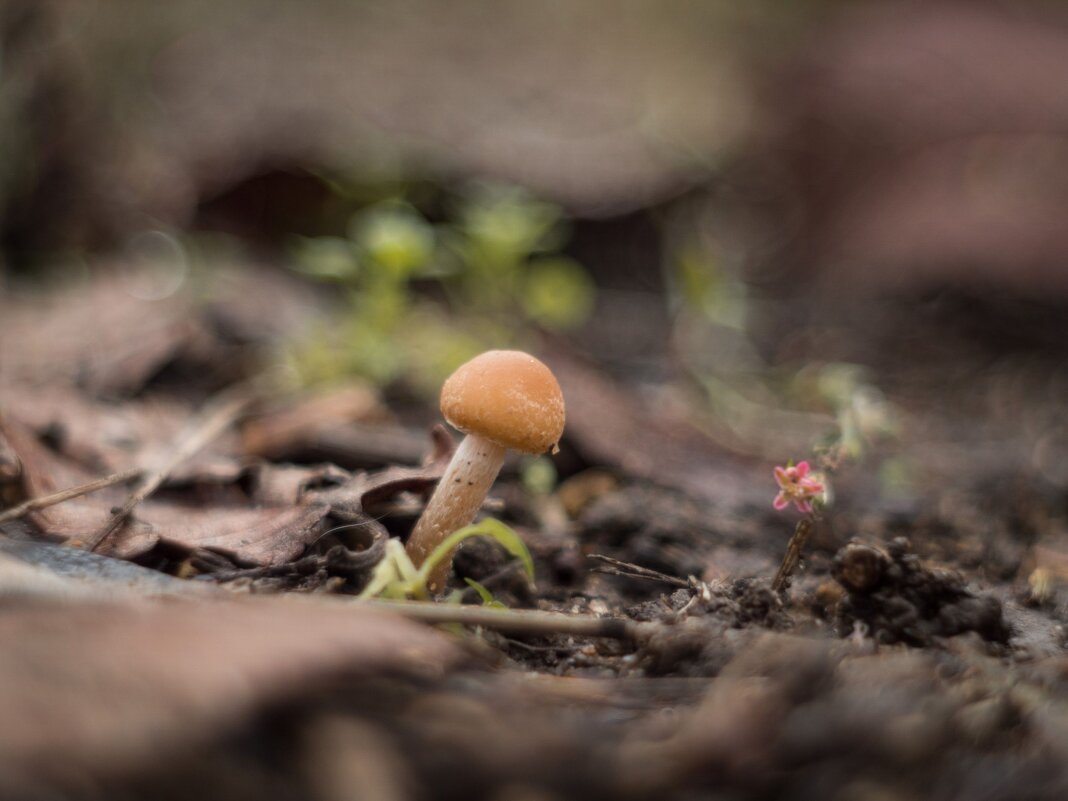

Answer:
[418,518,535,588]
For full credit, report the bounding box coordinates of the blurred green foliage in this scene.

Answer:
[519,455,558,497]
[671,244,748,332]
[665,230,899,471]
[285,183,594,395]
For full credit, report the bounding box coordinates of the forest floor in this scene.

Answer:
[2,265,1067,801]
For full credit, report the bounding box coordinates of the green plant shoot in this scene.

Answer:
[358,518,535,602]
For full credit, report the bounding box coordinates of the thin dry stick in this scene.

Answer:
[772,516,815,592]
[587,554,691,588]
[82,387,255,553]
[356,599,644,640]
[0,467,143,524]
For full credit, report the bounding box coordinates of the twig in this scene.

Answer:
[500,637,579,654]
[588,554,690,588]
[355,599,644,640]
[772,516,815,592]
[82,386,256,553]
[0,467,143,524]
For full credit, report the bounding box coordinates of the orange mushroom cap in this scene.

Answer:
[440,350,565,454]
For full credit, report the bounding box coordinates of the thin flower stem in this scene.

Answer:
[772,515,816,593]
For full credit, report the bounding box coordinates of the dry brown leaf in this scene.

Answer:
[135,500,329,565]
[0,415,153,545]
[0,383,244,483]
[0,415,329,566]
[242,384,387,460]
[0,273,206,393]
[544,351,762,507]
[295,421,436,468]
[316,425,455,519]
[247,462,352,507]
[0,596,462,794]
[0,266,325,397]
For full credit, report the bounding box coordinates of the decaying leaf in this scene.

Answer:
[0,414,330,566]
[242,383,387,460]
[0,266,324,396]
[246,462,353,507]
[135,500,331,565]
[0,273,207,394]
[318,425,455,519]
[0,383,243,483]
[545,350,762,507]
[0,398,461,574]
[0,415,154,547]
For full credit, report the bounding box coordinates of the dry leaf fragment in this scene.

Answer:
[0,273,204,393]
[0,383,243,483]
[247,462,352,507]
[132,500,330,566]
[242,383,386,460]
[545,351,758,506]
[0,414,330,566]
[313,425,456,521]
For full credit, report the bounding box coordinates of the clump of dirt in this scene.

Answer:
[566,576,789,677]
[831,537,1011,646]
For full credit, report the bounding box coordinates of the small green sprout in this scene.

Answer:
[359,519,534,602]
[462,578,507,609]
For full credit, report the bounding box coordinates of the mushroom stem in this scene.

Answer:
[405,433,507,593]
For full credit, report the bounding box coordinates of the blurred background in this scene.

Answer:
[4,0,1068,493]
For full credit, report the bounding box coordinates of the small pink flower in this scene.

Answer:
[773,460,825,514]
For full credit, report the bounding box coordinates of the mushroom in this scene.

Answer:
[405,350,565,593]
